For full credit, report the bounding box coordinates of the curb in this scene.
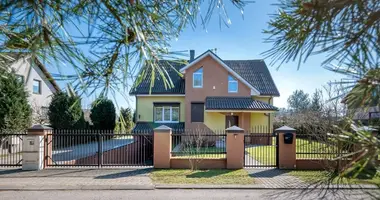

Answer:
[155,185,379,190]
[0,185,155,191]
[1,184,377,191]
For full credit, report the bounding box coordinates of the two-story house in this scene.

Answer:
[130,50,279,133]
[2,53,60,123]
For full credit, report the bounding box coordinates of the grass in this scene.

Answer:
[172,147,226,159]
[289,170,380,186]
[151,169,253,185]
[245,138,344,165]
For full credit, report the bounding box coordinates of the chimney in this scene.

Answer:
[190,50,195,62]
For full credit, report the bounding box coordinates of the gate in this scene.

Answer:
[0,131,27,168]
[244,133,278,168]
[45,130,153,168]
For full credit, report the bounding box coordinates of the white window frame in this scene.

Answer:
[193,68,203,88]
[33,79,41,94]
[154,106,179,123]
[228,75,238,93]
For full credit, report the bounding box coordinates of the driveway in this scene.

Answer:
[52,137,134,162]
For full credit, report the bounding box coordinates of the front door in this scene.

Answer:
[225,116,239,128]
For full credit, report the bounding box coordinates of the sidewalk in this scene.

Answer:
[0,168,154,190]
[0,168,377,190]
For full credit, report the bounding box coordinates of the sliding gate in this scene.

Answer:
[45,130,153,168]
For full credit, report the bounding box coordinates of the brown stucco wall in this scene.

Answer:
[170,158,226,169]
[184,55,251,130]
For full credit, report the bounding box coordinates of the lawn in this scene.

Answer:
[289,170,380,185]
[151,169,253,185]
[245,138,344,165]
[172,147,226,159]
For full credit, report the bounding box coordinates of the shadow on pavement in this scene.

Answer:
[94,168,152,179]
[247,168,289,178]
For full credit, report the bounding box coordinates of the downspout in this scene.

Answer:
[268,97,273,132]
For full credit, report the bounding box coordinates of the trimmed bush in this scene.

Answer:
[0,69,32,131]
[90,98,116,130]
[48,92,84,129]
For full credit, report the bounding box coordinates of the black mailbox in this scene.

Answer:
[284,133,293,144]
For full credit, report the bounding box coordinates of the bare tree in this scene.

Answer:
[31,102,49,125]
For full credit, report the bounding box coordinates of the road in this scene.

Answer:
[0,189,378,200]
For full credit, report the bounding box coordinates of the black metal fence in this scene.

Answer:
[171,130,226,159]
[296,134,351,160]
[244,132,278,168]
[45,130,153,168]
[0,130,27,167]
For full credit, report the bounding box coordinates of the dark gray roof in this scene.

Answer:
[224,60,279,96]
[129,60,185,95]
[130,50,279,96]
[205,96,278,111]
[132,122,184,134]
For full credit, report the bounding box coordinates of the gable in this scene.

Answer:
[180,51,260,95]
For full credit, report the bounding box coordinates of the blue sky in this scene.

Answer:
[52,0,344,109]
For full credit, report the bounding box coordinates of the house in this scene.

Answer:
[1,53,60,124]
[130,50,279,133]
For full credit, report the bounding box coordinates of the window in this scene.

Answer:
[33,80,41,94]
[191,103,204,122]
[16,75,24,83]
[193,67,203,88]
[154,106,180,123]
[228,75,238,93]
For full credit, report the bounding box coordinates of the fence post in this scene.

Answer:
[23,125,52,170]
[153,125,172,169]
[98,132,103,168]
[226,126,245,169]
[275,126,296,169]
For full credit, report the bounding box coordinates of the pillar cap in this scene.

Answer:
[226,126,244,133]
[28,124,53,131]
[275,126,296,133]
[154,125,172,132]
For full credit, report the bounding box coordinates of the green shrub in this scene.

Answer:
[90,98,116,130]
[0,69,32,131]
[48,92,84,129]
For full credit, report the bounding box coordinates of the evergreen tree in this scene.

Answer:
[0,69,32,131]
[48,92,84,129]
[115,107,134,132]
[90,98,116,130]
[310,89,323,112]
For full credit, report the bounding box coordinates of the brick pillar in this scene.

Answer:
[23,125,53,170]
[275,126,296,169]
[226,126,245,169]
[153,125,172,169]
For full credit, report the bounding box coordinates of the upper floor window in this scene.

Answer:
[155,106,179,123]
[33,79,41,94]
[228,75,238,93]
[193,67,203,88]
[16,75,24,84]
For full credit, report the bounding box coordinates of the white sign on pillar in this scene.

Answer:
[22,135,44,170]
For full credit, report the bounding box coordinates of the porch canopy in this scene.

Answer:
[205,96,278,112]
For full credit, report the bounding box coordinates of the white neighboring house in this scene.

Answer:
[5,53,60,124]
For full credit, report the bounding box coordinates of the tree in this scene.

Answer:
[0,69,32,131]
[265,0,379,182]
[287,90,310,113]
[48,92,84,129]
[0,1,250,98]
[115,107,134,132]
[310,89,323,112]
[90,98,116,130]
